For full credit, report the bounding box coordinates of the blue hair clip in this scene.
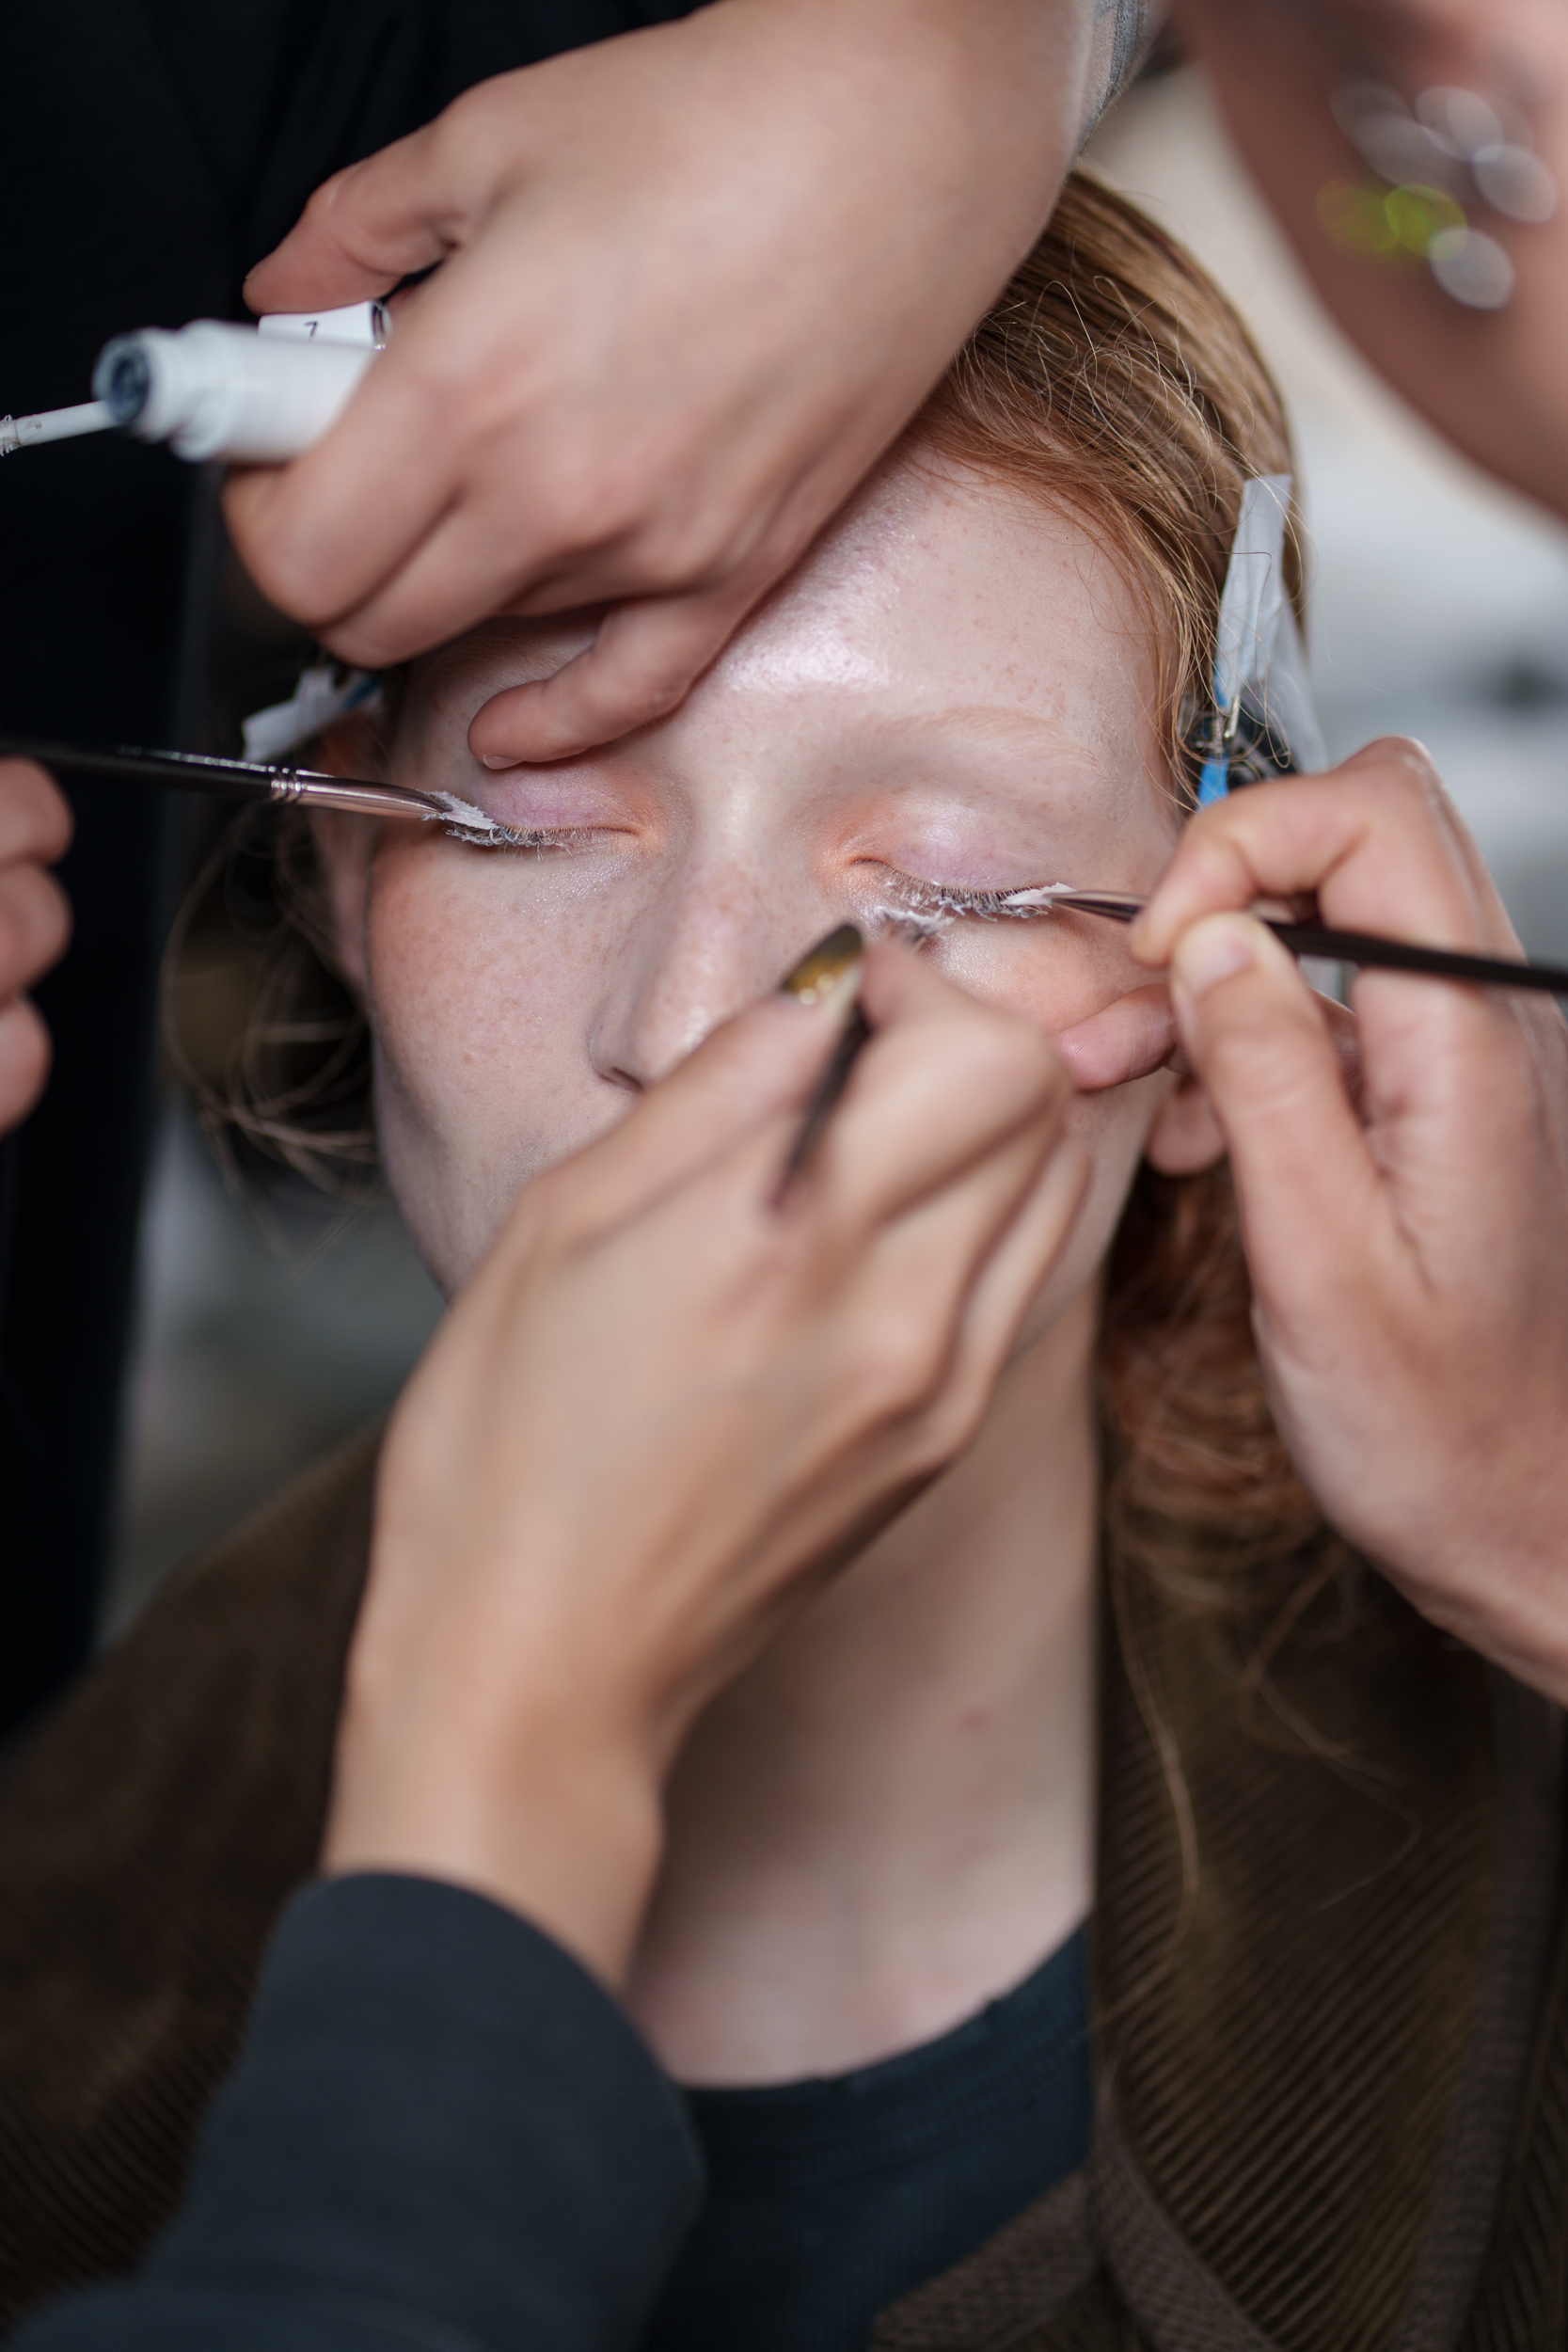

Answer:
[1196,749,1232,809]
[1193,474,1324,804]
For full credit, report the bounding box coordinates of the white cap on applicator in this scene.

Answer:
[1,299,388,466]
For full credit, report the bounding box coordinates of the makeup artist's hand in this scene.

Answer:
[326,943,1085,1979]
[227,0,1094,763]
[1132,738,1568,1707]
[0,758,71,1135]
[1173,0,1568,521]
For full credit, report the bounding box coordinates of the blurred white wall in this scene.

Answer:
[1089,66,1568,956]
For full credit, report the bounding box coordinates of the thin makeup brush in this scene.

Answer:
[994,886,1568,997]
[774,925,868,1201]
[0,734,441,821]
[0,734,521,844]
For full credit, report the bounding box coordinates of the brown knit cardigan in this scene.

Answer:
[0,1424,1562,2351]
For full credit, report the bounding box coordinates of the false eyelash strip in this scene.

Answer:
[424,789,585,850]
[864,904,952,941]
[875,877,1078,926]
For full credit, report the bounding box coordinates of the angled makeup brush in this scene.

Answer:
[772,926,869,1200]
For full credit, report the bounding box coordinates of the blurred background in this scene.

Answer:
[103,56,1568,1632]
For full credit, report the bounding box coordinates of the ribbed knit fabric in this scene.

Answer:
[644,1927,1091,2351]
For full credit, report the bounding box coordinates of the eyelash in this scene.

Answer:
[439,814,610,853]
[870,866,1041,925]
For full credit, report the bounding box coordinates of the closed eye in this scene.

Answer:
[432,789,627,852]
[865,863,1059,925]
[445,821,607,852]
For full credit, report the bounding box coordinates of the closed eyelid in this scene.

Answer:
[429,780,644,852]
[440,821,604,852]
[430,775,634,850]
[862,861,1065,921]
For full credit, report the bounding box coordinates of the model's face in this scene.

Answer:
[319,456,1213,1309]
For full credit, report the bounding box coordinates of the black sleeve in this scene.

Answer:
[10,1874,702,2352]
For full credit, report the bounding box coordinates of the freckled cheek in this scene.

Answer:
[361,852,600,1160]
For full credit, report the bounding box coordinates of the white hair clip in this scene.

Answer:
[1192,475,1325,808]
[241,664,382,763]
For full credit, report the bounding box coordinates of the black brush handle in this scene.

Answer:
[0,734,437,820]
[0,734,278,799]
[1049,893,1568,997]
[773,1006,872,1202]
[1267,921,1568,997]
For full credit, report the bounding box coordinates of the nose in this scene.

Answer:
[589,853,839,1091]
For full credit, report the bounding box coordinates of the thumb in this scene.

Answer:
[1171,914,1386,1298]
[469,582,766,765]
[244,128,454,314]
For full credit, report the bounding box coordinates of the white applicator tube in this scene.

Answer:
[1,300,388,466]
[0,401,113,455]
[93,324,373,462]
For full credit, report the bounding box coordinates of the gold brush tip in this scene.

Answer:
[779,924,863,1006]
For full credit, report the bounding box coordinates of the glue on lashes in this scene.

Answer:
[0,300,388,465]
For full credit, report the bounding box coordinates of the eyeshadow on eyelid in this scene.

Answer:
[436,805,600,852]
[855,829,1089,893]
[459,782,629,828]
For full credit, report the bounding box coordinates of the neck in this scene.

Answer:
[625,1290,1100,2085]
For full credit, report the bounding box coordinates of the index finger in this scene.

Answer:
[243,128,455,315]
[1132,740,1558,1169]
[0,760,73,866]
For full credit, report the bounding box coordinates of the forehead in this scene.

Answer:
[409,455,1163,785]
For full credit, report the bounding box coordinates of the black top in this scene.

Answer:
[647,1928,1091,2350]
[14,1880,1088,2352]
[14,1875,705,2352]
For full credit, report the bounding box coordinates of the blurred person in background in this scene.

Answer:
[1177,0,1568,519]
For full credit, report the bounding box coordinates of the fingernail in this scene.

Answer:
[779,924,863,1008]
[481,753,520,771]
[1172,914,1258,1000]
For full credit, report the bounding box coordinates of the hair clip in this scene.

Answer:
[1185,475,1324,808]
[241,663,382,763]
